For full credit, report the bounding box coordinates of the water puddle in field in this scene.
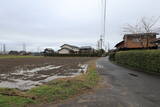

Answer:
[0,64,88,90]
[13,65,62,74]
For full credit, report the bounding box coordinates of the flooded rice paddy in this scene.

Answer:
[0,57,93,90]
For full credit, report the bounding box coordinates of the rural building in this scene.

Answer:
[115,33,158,50]
[58,44,79,54]
[9,51,19,55]
[80,46,94,54]
[58,48,74,54]
[19,51,27,55]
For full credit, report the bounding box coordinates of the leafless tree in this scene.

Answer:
[123,22,142,34]
[141,17,160,33]
[123,17,160,48]
[123,17,160,34]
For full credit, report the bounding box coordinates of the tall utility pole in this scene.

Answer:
[22,43,26,51]
[103,0,106,46]
[0,44,2,53]
[3,44,6,54]
[98,0,106,50]
[100,35,103,49]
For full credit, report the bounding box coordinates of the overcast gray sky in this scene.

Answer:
[0,0,160,52]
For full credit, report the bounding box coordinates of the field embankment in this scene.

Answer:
[109,50,160,73]
[0,57,99,107]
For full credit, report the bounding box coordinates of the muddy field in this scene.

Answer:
[0,57,95,90]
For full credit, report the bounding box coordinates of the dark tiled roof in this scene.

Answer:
[61,44,79,49]
[58,48,74,52]
[80,46,92,49]
[115,41,124,47]
[124,33,159,37]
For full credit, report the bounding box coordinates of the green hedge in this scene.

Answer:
[109,50,160,73]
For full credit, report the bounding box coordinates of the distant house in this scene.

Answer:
[19,51,27,55]
[80,46,94,54]
[58,44,79,54]
[115,33,158,50]
[58,48,74,54]
[44,48,54,54]
[9,51,19,55]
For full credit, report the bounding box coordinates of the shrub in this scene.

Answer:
[110,50,160,73]
[109,52,116,61]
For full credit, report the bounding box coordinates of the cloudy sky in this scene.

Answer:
[0,0,160,52]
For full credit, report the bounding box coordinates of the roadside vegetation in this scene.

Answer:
[0,59,99,107]
[109,50,160,73]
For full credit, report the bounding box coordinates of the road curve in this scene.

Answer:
[53,57,160,107]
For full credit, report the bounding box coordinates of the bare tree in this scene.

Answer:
[141,17,160,33]
[123,21,142,34]
[123,17,160,34]
[123,17,160,48]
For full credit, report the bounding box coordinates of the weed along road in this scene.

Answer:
[55,57,160,107]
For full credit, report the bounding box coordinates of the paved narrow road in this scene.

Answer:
[56,57,160,107]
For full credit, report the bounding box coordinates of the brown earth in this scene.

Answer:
[0,57,96,82]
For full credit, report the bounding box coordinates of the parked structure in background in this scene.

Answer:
[115,33,159,50]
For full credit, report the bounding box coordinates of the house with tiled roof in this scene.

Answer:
[115,33,158,50]
[58,44,79,54]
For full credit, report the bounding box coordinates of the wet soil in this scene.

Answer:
[0,57,95,90]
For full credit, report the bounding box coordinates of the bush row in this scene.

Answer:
[109,50,160,73]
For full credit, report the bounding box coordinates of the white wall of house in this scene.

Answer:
[58,48,70,54]
[61,45,79,52]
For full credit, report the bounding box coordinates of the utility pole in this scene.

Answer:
[103,0,106,47]
[3,44,6,54]
[100,35,103,49]
[108,42,110,51]
[98,0,107,50]
[0,44,2,53]
[22,43,26,51]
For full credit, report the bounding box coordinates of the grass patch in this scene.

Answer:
[0,60,99,107]
[0,95,35,107]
